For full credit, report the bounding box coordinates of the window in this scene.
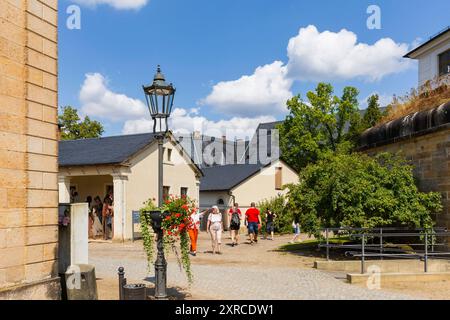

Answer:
[275,167,283,190]
[167,148,172,162]
[180,187,188,197]
[439,49,450,76]
[217,198,224,205]
[163,186,170,200]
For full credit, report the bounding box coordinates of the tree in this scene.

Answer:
[278,83,360,171]
[257,195,293,234]
[362,94,384,128]
[58,106,104,140]
[285,152,443,237]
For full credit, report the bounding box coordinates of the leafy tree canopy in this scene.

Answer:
[257,195,293,234]
[363,94,384,128]
[58,106,104,140]
[278,84,388,171]
[278,83,361,171]
[285,152,442,237]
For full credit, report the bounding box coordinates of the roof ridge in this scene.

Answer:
[59,131,156,143]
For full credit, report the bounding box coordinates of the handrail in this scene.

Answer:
[320,227,450,274]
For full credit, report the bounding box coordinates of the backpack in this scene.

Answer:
[231,212,241,227]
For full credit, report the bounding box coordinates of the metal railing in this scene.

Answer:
[319,227,450,274]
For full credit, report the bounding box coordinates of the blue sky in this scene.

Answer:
[58,0,450,138]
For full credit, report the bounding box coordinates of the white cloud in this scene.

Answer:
[123,107,276,140]
[200,61,293,117]
[286,25,411,82]
[79,73,147,122]
[201,25,412,116]
[73,0,148,10]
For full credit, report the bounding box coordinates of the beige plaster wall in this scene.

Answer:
[125,139,201,239]
[69,175,113,202]
[230,160,298,209]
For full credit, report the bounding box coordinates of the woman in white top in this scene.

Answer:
[188,209,207,256]
[207,206,223,254]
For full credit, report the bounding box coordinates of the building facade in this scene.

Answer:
[405,27,450,87]
[199,159,299,228]
[0,0,60,299]
[58,133,203,241]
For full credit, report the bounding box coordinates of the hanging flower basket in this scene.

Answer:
[139,196,197,284]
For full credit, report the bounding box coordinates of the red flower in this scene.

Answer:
[175,213,181,218]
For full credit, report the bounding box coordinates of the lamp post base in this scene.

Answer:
[154,230,168,299]
[147,211,169,300]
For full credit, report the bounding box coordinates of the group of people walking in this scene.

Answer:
[188,202,281,256]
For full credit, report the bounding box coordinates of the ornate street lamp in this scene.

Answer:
[143,65,176,206]
[142,65,176,299]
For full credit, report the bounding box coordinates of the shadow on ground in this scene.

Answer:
[143,276,190,300]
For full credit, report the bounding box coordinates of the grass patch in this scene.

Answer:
[378,75,449,125]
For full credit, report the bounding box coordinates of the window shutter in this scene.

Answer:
[275,167,282,190]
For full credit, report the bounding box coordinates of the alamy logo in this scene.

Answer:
[66,4,81,30]
[66,265,82,290]
[366,265,381,290]
[366,5,381,30]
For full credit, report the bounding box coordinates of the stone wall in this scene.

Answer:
[0,0,60,299]
[363,126,450,230]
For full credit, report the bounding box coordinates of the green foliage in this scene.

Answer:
[58,106,104,140]
[278,83,360,171]
[139,196,195,284]
[179,232,193,283]
[257,195,293,234]
[161,195,197,284]
[285,152,443,237]
[139,199,157,272]
[362,94,384,128]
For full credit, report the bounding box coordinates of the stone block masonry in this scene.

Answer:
[0,0,60,299]
[363,126,450,230]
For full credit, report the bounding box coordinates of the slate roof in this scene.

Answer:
[404,26,450,58]
[199,164,263,191]
[256,121,284,131]
[59,133,158,167]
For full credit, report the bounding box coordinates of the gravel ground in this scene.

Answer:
[89,233,418,300]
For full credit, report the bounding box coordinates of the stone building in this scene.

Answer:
[359,102,450,230]
[0,0,60,299]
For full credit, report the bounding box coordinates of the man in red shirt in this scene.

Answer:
[245,202,261,244]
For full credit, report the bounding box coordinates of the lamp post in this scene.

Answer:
[142,66,176,299]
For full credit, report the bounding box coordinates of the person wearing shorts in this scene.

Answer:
[245,202,261,245]
[265,209,276,240]
[228,203,242,247]
[290,219,301,243]
[207,206,223,254]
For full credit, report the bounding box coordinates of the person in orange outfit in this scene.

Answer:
[188,208,207,256]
